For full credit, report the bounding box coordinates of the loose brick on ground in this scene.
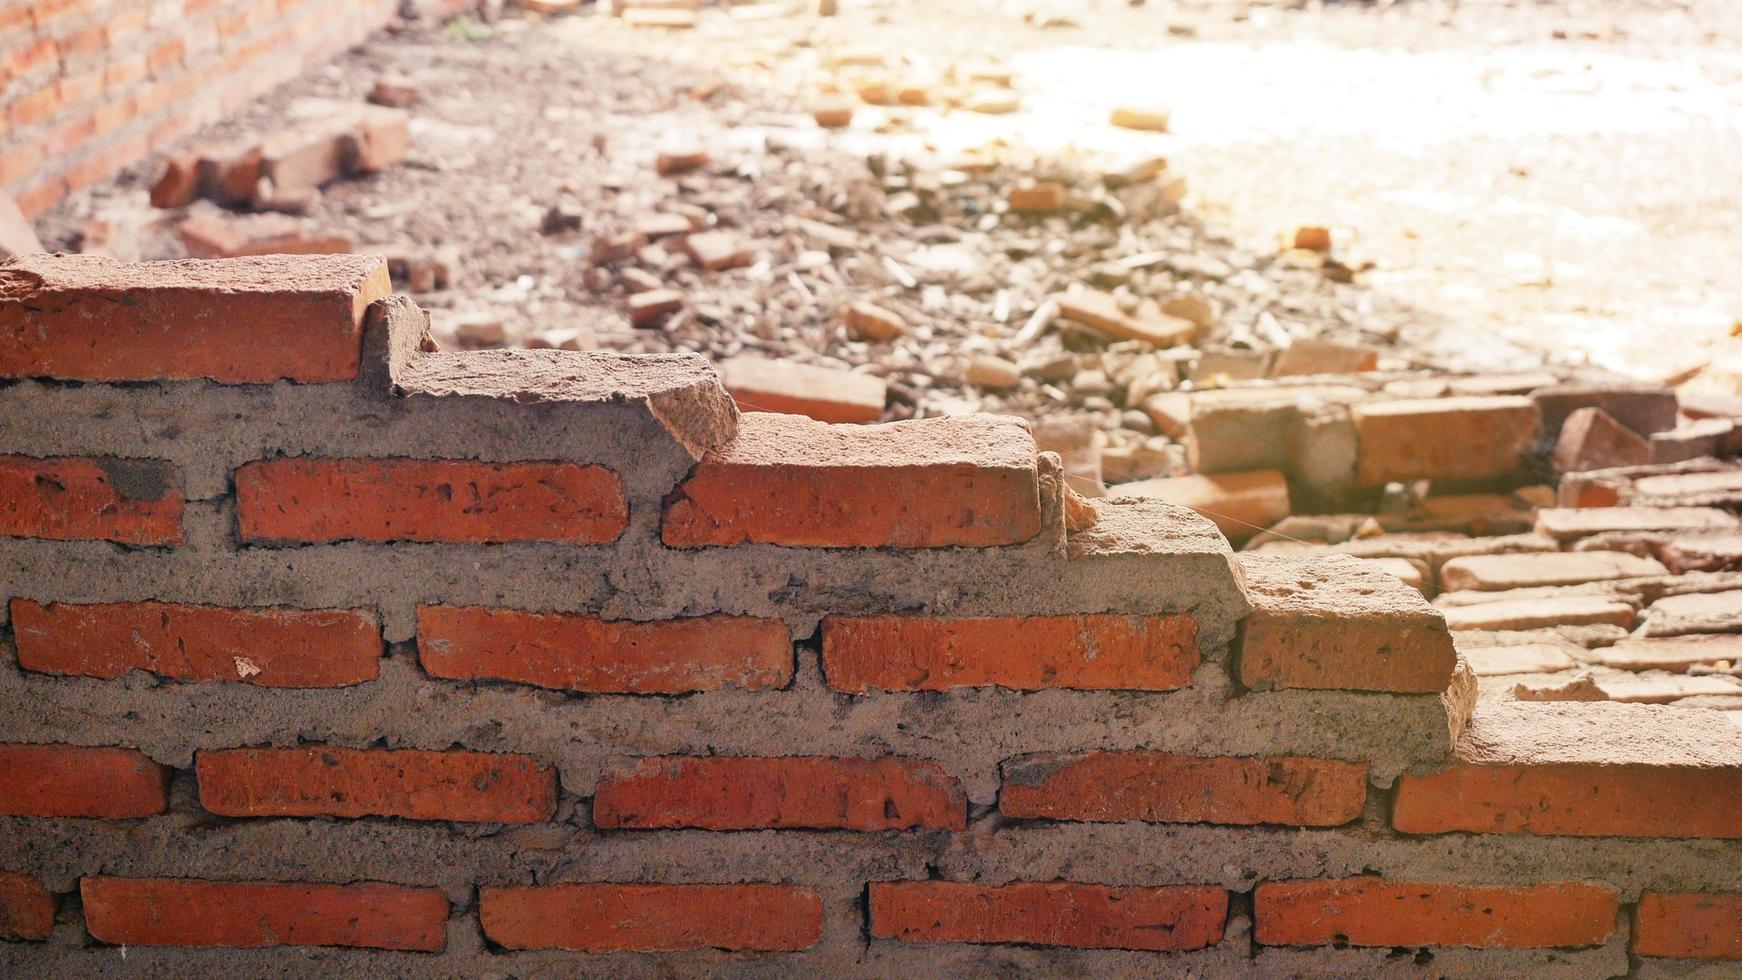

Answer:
[480,883,821,952]
[1634,892,1742,960]
[417,606,791,693]
[197,746,557,823]
[0,254,389,382]
[1535,506,1739,542]
[821,613,1199,692]
[0,456,183,544]
[1459,643,1577,676]
[1642,589,1742,637]
[235,457,628,544]
[1254,879,1617,949]
[1553,407,1651,473]
[12,600,380,686]
[1117,469,1290,541]
[80,878,447,951]
[718,355,886,423]
[1438,594,1636,632]
[593,755,965,831]
[1596,675,1742,704]
[1662,533,1742,573]
[0,743,169,818]
[1589,635,1742,672]
[1352,396,1540,485]
[870,881,1226,951]
[1000,751,1368,826]
[661,412,1042,548]
[1438,551,1666,592]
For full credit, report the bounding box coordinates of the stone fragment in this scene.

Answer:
[719,357,885,424]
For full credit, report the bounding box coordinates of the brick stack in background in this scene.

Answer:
[0,254,1738,974]
[0,0,473,217]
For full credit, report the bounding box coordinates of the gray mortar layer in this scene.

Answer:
[0,295,1714,978]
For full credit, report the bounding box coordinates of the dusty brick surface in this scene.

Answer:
[236,457,629,544]
[1352,396,1540,485]
[80,878,448,951]
[1000,752,1368,826]
[1254,879,1617,949]
[0,254,389,383]
[196,746,557,823]
[0,873,55,942]
[593,756,965,831]
[1535,506,1739,542]
[480,883,822,952]
[1237,554,1458,693]
[1438,594,1636,632]
[12,600,380,686]
[821,613,1199,692]
[417,606,791,693]
[870,881,1227,951]
[0,743,169,818]
[0,456,182,544]
[1118,469,1290,540]
[1438,551,1666,592]
[719,356,886,424]
[1634,892,1742,960]
[1552,407,1651,472]
[661,412,1041,548]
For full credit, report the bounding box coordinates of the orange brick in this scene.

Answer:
[235,458,628,545]
[661,412,1041,548]
[196,746,556,823]
[1236,554,1458,693]
[146,38,184,74]
[1393,763,1742,838]
[1118,469,1289,541]
[821,613,1199,693]
[1634,892,1742,960]
[594,756,965,831]
[0,254,389,383]
[870,881,1226,951]
[480,883,822,952]
[1254,879,1617,948]
[1352,396,1540,485]
[416,605,790,694]
[0,743,169,817]
[1000,752,1367,827]
[8,84,60,128]
[0,456,182,545]
[81,877,447,951]
[0,872,56,941]
[719,356,886,424]
[12,600,380,686]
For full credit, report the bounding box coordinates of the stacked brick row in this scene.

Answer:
[0,0,471,216]
[0,254,1738,975]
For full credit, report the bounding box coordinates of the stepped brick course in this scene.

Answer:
[0,255,1736,976]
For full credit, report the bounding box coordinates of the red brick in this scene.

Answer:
[1236,554,1458,693]
[594,756,965,831]
[0,254,389,383]
[1393,763,1742,838]
[81,877,447,950]
[146,38,184,74]
[0,872,55,941]
[416,605,789,694]
[1254,879,1617,948]
[0,743,169,817]
[662,412,1041,548]
[870,881,1226,951]
[822,613,1199,693]
[1353,396,1540,485]
[235,458,628,545]
[197,746,556,823]
[12,600,379,686]
[1634,892,1742,960]
[1553,407,1650,473]
[480,883,821,952]
[0,456,182,544]
[9,84,60,129]
[1000,752,1368,826]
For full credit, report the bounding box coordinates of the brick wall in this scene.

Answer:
[0,0,471,217]
[0,252,1739,973]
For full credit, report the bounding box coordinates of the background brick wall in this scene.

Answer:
[0,0,472,217]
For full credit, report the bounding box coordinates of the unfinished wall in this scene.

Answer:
[0,253,1738,976]
[0,0,470,216]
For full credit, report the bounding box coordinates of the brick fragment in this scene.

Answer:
[1460,644,1576,677]
[1118,469,1289,541]
[81,878,447,951]
[1352,396,1540,485]
[1254,879,1617,949]
[1643,589,1742,637]
[1438,595,1636,632]
[179,213,351,259]
[1289,225,1332,251]
[0,456,182,544]
[197,746,556,823]
[1109,104,1171,131]
[593,756,964,831]
[1008,181,1067,212]
[1590,634,1742,672]
[683,230,749,271]
[840,300,904,341]
[822,613,1198,693]
[0,872,55,941]
[1237,554,1458,693]
[1271,339,1379,376]
[235,457,628,544]
[150,153,201,208]
[1533,383,1680,439]
[1553,407,1651,473]
[417,606,790,693]
[1439,551,1666,592]
[719,356,885,423]
[1634,892,1742,960]
[661,412,1041,548]
[870,881,1225,951]
[0,254,389,383]
[480,883,820,951]
[0,743,168,818]
[1663,533,1742,573]
[12,600,379,686]
[1000,752,1368,826]
[626,287,683,327]
[1057,290,1195,346]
